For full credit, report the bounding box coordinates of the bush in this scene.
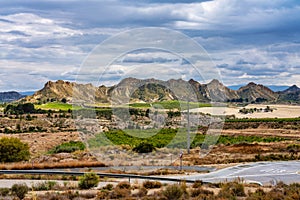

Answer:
[11,184,29,199]
[116,181,131,189]
[49,141,86,154]
[135,187,148,198]
[247,188,266,200]
[109,187,131,199]
[264,188,285,200]
[163,184,183,200]
[102,183,114,191]
[0,188,10,196]
[97,190,110,199]
[191,188,214,198]
[133,142,156,153]
[32,181,57,191]
[0,137,30,162]
[192,180,203,188]
[143,180,162,189]
[218,181,245,199]
[78,172,99,189]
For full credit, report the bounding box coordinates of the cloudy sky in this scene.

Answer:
[1,0,300,91]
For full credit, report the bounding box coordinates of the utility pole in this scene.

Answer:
[187,99,190,154]
[179,151,183,171]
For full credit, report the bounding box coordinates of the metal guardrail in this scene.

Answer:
[0,170,202,183]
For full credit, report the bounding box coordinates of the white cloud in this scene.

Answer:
[121,51,180,63]
[0,0,300,90]
[0,59,78,91]
[0,13,82,42]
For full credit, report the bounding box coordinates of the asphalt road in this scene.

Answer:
[0,161,299,187]
[179,160,300,186]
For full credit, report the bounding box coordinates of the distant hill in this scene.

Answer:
[277,85,300,103]
[229,85,290,92]
[23,80,110,103]
[19,91,35,96]
[22,78,300,104]
[236,82,279,103]
[0,91,24,102]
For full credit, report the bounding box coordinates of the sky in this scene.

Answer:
[0,0,300,91]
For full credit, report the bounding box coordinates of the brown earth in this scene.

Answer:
[0,131,80,155]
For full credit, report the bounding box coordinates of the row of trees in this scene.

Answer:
[4,103,36,114]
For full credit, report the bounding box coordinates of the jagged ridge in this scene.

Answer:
[22,78,300,103]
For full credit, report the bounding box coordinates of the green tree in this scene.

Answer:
[61,98,67,103]
[0,137,30,162]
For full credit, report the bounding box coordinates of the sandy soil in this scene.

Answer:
[191,104,300,118]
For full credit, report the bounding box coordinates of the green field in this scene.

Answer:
[88,128,288,150]
[35,102,81,111]
[35,100,211,112]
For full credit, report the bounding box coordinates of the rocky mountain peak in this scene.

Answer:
[20,78,300,104]
[283,85,300,93]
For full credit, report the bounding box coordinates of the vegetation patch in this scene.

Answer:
[0,137,30,162]
[48,141,86,154]
[78,172,99,189]
[35,102,81,111]
[88,128,288,150]
[132,142,156,153]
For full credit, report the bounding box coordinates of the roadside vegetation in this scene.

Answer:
[1,179,300,200]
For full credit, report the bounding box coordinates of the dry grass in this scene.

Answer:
[0,160,105,170]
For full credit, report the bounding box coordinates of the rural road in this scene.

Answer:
[178,160,300,186]
[0,161,299,187]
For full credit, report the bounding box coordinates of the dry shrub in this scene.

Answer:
[109,187,131,199]
[143,181,162,189]
[37,191,79,200]
[218,181,245,199]
[134,187,148,198]
[191,188,214,198]
[247,188,266,200]
[0,160,105,170]
[264,188,285,200]
[192,180,203,188]
[79,191,97,199]
[163,184,183,200]
[102,183,114,191]
[97,190,110,200]
[117,181,131,189]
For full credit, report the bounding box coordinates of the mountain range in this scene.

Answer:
[0,91,24,102]
[15,78,300,104]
